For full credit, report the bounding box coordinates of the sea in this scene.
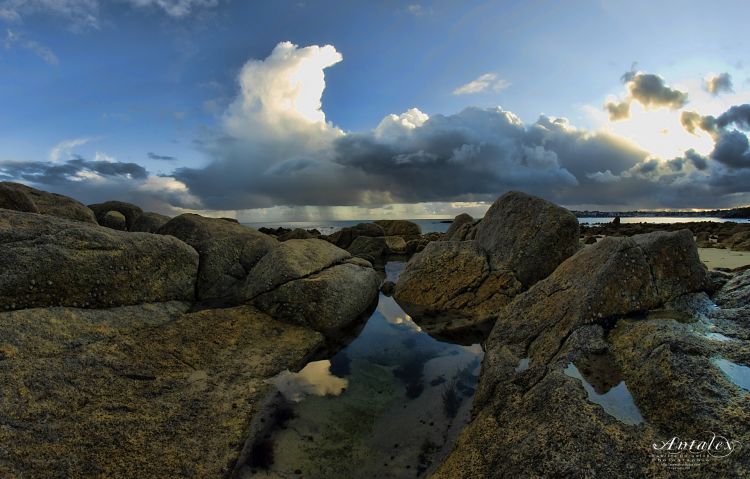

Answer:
[244,217,750,235]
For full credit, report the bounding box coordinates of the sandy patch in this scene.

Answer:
[698,248,750,270]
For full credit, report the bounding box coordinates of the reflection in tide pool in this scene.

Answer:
[564,359,644,426]
[713,358,750,392]
[247,261,484,478]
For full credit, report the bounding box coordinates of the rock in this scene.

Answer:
[238,239,351,302]
[0,182,96,223]
[100,210,127,231]
[158,214,277,302]
[131,212,170,233]
[395,241,523,319]
[88,200,143,230]
[327,223,385,249]
[373,219,421,237]
[279,228,313,241]
[728,231,750,251]
[384,235,407,254]
[434,233,731,479]
[405,238,429,255]
[633,230,710,299]
[474,191,580,287]
[583,235,597,245]
[347,236,387,262]
[444,213,474,241]
[0,183,39,213]
[253,261,380,335]
[609,318,748,438]
[395,192,579,326]
[714,269,750,309]
[0,303,323,478]
[489,232,707,365]
[381,281,396,296]
[612,215,621,226]
[0,209,198,310]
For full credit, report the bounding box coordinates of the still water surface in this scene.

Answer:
[245,262,483,478]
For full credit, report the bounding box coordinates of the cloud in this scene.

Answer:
[605,100,630,121]
[5,41,750,215]
[678,104,750,169]
[704,73,734,96]
[0,0,219,30]
[586,170,620,183]
[148,152,178,161]
[406,4,431,16]
[126,0,219,17]
[270,360,347,402]
[0,0,100,30]
[452,73,510,95]
[4,29,59,65]
[49,137,90,162]
[605,70,688,121]
[623,71,688,109]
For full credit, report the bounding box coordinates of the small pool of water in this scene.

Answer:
[704,332,734,342]
[713,358,750,392]
[564,354,644,426]
[245,261,484,478]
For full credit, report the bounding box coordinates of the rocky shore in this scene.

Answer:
[1,182,749,478]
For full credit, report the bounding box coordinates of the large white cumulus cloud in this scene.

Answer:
[5,40,750,214]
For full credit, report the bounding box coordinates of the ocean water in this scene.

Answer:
[244,216,749,235]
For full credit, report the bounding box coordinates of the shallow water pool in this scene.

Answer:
[244,261,484,478]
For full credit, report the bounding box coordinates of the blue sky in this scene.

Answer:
[1,0,750,219]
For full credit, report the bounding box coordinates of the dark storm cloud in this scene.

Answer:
[678,104,750,169]
[712,130,750,168]
[705,73,734,95]
[0,156,147,184]
[148,152,177,161]
[685,149,708,170]
[176,107,660,210]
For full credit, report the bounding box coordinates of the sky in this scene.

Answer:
[1,0,750,221]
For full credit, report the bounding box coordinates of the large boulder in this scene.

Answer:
[238,239,351,301]
[0,183,39,213]
[374,219,421,237]
[158,214,277,301]
[395,241,522,319]
[433,231,721,478]
[0,182,96,223]
[0,303,323,478]
[131,211,170,233]
[444,213,474,241]
[238,240,380,335]
[88,200,143,230]
[327,223,385,249]
[253,260,380,334]
[488,231,708,366]
[474,191,579,287]
[278,228,313,241]
[0,209,198,310]
[395,192,579,326]
[347,235,387,262]
[100,210,127,231]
